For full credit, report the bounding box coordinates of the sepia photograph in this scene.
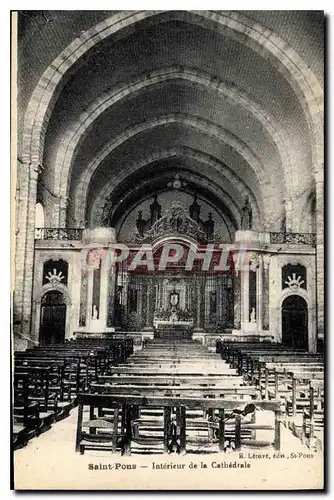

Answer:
[11,8,325,491]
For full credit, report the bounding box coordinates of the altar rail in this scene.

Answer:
[35,228,83,240]
[269,232,316,246]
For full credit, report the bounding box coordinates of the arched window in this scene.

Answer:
[35,203,45,239]
[35,202,45,228]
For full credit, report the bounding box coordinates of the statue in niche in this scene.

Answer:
[101,195,113,227]
[189,194,201,223]
[240,196,253,230]
[136,210,146,237]
[92,304,99,320]
[250,307,256,323]
[204,212,215,240]
[150,194,162,226]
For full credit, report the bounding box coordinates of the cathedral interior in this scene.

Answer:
[12,11,324,473]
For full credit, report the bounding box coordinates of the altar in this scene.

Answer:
[154,322,193,340]
[154,319,193,329]
[153,289,194,338]
[111,206,235,335]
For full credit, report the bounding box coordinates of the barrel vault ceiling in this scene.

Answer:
[17,10,324,234]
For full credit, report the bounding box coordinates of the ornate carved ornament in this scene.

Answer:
[167,174,188,189]
[263,254,271,270]
[45,269,65,287]
[248,252,260,271]
[284,273,305,291]
[135,202,208,243]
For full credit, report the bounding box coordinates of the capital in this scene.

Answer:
[263,254,271,270]
[30,162,43,179]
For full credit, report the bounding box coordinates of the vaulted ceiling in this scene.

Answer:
[18,10,324,236]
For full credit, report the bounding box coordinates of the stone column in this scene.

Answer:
[194,278,203,332]
[144,278,154,333]
[99,256,109,328]
[233,271,241,330]
[284,197,293,232]
[241,262,250,329]
[86,267,94,327]
[13,161,42,348]
[315,168,324,350]
[79,270,88,327]
[257,256,263,331]
[82,227,117,332]
[262,255,270,330]
[217,281,222,324]
[106,266,116,329]
[59,196,69,227]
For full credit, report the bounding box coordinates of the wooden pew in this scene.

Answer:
[14,365,74,420]
[104,366,238,376]
[15,358,73,403]
[262,361,324,399]
[75,393,282,455]
[12,338,132,449]
[271,365,323,400]
[89,382,259,400]
[286,371,324,419]
[14,370,53,437]
[217,341,284,367]
[246,354,323,386]
[13,373,40,450]
[97,374,245,386]
[70,337,133,360]
[216,339,276,358]
[302,379,324,449]
[235,349,308,377]
[14,367,58,417]
[15,352,82,394]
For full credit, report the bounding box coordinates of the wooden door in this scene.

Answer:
[282,295,308,351]
[39,291,66,345]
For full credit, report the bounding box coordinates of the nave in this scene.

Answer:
[13,336,324,459]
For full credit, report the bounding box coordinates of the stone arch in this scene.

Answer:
[16,10,324,345]
[54,67,291,202]
[298,189,317,233]
[71,119,265,227]
[22,9,322,177]
[87,148,259,231]
[151,235,199,253]
[111,183,236,243]
[36,283,71,305]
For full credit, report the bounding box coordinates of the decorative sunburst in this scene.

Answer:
[285,273,304,290]
[45,268,65,287]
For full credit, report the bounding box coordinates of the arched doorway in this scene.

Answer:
[39,291,66,345]
[282,295,308,350]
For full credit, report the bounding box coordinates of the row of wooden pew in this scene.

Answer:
[13,337,133,450]
[216,340,324,450]
[75,339,283,455]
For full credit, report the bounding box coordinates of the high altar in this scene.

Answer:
[31,195,317,352]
